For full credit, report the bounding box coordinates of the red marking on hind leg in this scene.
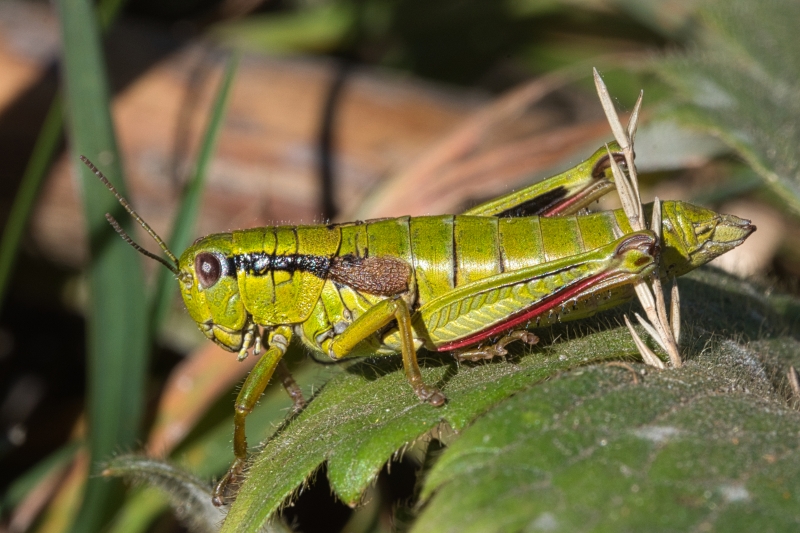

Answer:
[436,271,610,352]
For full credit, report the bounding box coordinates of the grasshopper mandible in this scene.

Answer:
[83,142,754,504]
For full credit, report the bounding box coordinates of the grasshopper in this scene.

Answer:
[83,142,754,504]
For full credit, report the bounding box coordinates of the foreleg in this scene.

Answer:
[212,326,292,506]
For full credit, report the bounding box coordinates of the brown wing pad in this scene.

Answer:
[328,255,411,296]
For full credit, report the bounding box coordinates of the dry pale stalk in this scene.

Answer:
[593,68,683,368]
[789,366,800,403]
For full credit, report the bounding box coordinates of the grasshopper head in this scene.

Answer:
[83,156,252,354]
[657,201,756,278]
[178,234,251,353]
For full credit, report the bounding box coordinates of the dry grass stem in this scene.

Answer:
[625,91,644,202]
[789,366,800,401]
[627,91,644,143]
[624,316,666,369]
[593,68,683,369]
[593,69,629,152]
[607,153,642,230]
[670,279,681,344]
[651,197,662,240]
[634,312,667,353]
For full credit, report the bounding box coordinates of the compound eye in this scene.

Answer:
[592,152,627,179]
[195,252,223,289]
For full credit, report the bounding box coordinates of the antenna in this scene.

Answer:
[80,156,180,275]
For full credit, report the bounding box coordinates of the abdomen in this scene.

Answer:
[410,210,632,309]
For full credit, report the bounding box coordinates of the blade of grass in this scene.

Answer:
[105,489,177,533]
[150,52,240,336]
[0,0,127,307]
[0,99,63,304]
[32,451,89,532]
[58,0,149,531]
[1,441,79,515]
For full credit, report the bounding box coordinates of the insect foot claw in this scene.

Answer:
[211,494,226,508]
[453,330,539,362]
[453,349,493,362]
[417,387,446,406]
[212,458,246,507]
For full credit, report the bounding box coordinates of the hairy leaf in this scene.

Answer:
[222,319,642,531]
[415,359,800,532]
[414,269,800,532]
[103,458,224,533]
[656,0,800,215]
[220,267,800,532]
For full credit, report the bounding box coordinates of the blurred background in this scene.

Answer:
[0,0,798,531]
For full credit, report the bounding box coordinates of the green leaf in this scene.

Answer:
[414,270,800,532]
[58,0,149,530]
[655,0,800,215]
[414,361,800,532]
[173,359,340,479]
[221,319,649,530]
[221,267,800,532]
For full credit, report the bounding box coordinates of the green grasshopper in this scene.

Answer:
[83,142,754,504]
